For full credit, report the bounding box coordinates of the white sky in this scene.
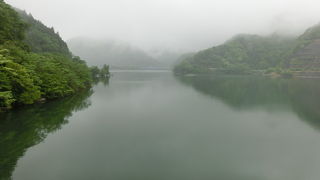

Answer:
[5,0,320,52]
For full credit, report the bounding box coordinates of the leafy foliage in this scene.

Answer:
[90,64,110,79]
[100,64,110,77]
[0,1,93,110]
[0,49,41,107]
[0,1,27,44]
[24,53,92,98]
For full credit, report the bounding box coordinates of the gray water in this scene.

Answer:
[1,71,320,180]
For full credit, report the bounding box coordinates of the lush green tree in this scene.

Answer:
[0,1,94,110]
[100,64,110,78]
[0,1,27,44]
[90,66,100,78]
[0,49,41,108]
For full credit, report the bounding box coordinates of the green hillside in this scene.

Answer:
[174,34,295,74]
[287,23,320,70]
[174,23,320,75]
[0,0,92,110]
[16,9,72,57]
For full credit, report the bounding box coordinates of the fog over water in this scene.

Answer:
[6,0,320,53]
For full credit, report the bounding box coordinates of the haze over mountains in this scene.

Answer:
[4,0,320,73]
[174,22,320,75]
[6,0,320,54]
[68,38,170,69]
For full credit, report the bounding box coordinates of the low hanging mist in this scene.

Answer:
[6,0,320,68]
[6,0,320,53]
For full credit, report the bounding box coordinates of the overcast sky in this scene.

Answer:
[5,0,320,52]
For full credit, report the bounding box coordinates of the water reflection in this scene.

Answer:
[2,73,320,180]
[93,77,110,87]
[0,89,93,180]
[177,75,320,130]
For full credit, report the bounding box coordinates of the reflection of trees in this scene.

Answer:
[93,77,110,87]
[286,80,320,129]
[0,89,93,180]
[177,75,320,129]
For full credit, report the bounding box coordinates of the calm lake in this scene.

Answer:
[1,70,320,180]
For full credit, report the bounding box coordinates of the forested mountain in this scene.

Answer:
[0,0,26,45]
[174,23,320,74]
[174,34,296,74]
[286,23,320,70]
[16,9,72,57]
[68,37,161,69]
[0,0,92,110]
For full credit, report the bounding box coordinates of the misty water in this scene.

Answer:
[2,70,320,180]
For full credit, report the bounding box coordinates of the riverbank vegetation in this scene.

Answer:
[0,1,108,110]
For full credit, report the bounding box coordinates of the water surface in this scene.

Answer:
[1,71,320,180]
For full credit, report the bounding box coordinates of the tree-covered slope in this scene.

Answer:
[287,23,320,70]
[16,9,72,57]
[0,0,27,46]
[174,34,296,74]
[175,22,320,75]
[0,0,92,110]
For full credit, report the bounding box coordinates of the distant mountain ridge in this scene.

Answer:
[174,23,320,74]
[68,37,161,68]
